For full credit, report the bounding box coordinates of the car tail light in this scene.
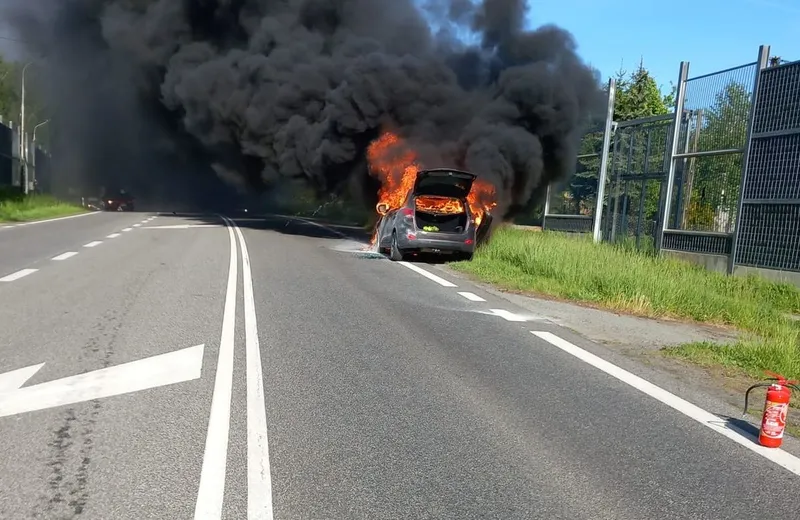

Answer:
[464,239,474,245]
[407,233,416,240]
[401,208,414,217]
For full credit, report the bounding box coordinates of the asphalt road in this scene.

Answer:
[0,211,799,520]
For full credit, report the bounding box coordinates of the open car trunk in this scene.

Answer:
[414,195,468,233]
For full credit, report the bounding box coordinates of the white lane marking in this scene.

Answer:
[52,252,78,261]
[0,363,44,392]
[458,291,486,302]
[488,309,528,322]
[83,241,102,248]
[194,216,239,519]
[122,227,133,232]
[0,211,99,229]
[0,345,205,419]
[227,217,274,519]
[133,224,141,228]
[0,269,38,282]
[397,262,458,288]
[531,331,800,476]
[141,224,219,229]
[107,233,121,239]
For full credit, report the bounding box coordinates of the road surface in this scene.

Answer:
[0,211,798,520]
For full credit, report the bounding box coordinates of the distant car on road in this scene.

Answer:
[374,168,492,262]
[103,190,135,212]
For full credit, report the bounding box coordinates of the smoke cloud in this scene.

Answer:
[3,0,605,217]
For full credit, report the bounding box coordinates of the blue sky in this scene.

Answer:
[525,0,799,93]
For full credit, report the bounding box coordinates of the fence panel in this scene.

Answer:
[734,59,800,272]
[662,62,758,257]
[601,114,675,251]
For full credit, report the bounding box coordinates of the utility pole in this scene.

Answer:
[19,61,34,194]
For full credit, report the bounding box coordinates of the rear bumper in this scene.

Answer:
[397,234,474,253]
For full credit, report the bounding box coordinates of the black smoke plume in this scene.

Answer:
[3,0,605,217]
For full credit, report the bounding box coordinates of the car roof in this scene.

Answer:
[418,167,476,176]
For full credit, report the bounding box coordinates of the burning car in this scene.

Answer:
[374,168,493,261]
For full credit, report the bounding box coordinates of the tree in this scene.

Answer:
[560,62,672,227]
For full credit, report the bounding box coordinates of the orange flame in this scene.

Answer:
[366,130,497,243]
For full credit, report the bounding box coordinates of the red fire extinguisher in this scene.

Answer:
[744,372,799,448]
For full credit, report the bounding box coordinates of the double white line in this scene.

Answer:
[194,216,274,519]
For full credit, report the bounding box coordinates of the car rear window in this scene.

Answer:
[414,195,465,215]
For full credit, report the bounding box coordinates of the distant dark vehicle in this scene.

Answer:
[103,190,135,212]
[374,168,493,262]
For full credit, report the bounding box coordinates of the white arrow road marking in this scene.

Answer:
[0,363,44,393]
[0,344,204,419]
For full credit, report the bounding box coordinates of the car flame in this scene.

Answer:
[366,130,497,245]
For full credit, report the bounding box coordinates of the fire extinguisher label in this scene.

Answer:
[761,400,788,439]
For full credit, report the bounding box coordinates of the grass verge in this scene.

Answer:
[0,193,87,223]
[449,226,800,381]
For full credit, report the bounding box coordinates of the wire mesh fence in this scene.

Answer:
[602,114,673,252]
[543,123,606,233]
[666,63,757,238]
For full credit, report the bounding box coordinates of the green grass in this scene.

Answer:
[0,193,87,223]
[450,226,800,380]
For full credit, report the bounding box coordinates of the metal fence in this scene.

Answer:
[543,78,615,238]
[0,119,50,194]
[544,44,800,277]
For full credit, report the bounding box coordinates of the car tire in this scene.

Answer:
[390,231,404,261]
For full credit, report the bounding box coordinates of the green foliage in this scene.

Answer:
[614,63,671,121]
[0,55,50,148]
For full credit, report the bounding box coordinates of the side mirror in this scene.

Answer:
[376,202,390,216]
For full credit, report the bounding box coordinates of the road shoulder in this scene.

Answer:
[435,262,800,451]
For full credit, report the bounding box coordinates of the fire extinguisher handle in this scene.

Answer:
[743,382,773,417]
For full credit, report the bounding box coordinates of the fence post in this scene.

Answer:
[593,78,616,243]
[542,184,551,230]
[655,61,690,254]
[727,45,771,275]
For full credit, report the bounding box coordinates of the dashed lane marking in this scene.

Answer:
[83,241,102,248]
[107,233,121,239]
[0,269,38,282]
[458,291,486,302]
[52,252,78,261]
[397,262,458,288]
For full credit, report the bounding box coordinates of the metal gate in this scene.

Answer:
[601,114,677,251]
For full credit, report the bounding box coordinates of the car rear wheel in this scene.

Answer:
[390,231,404,261]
